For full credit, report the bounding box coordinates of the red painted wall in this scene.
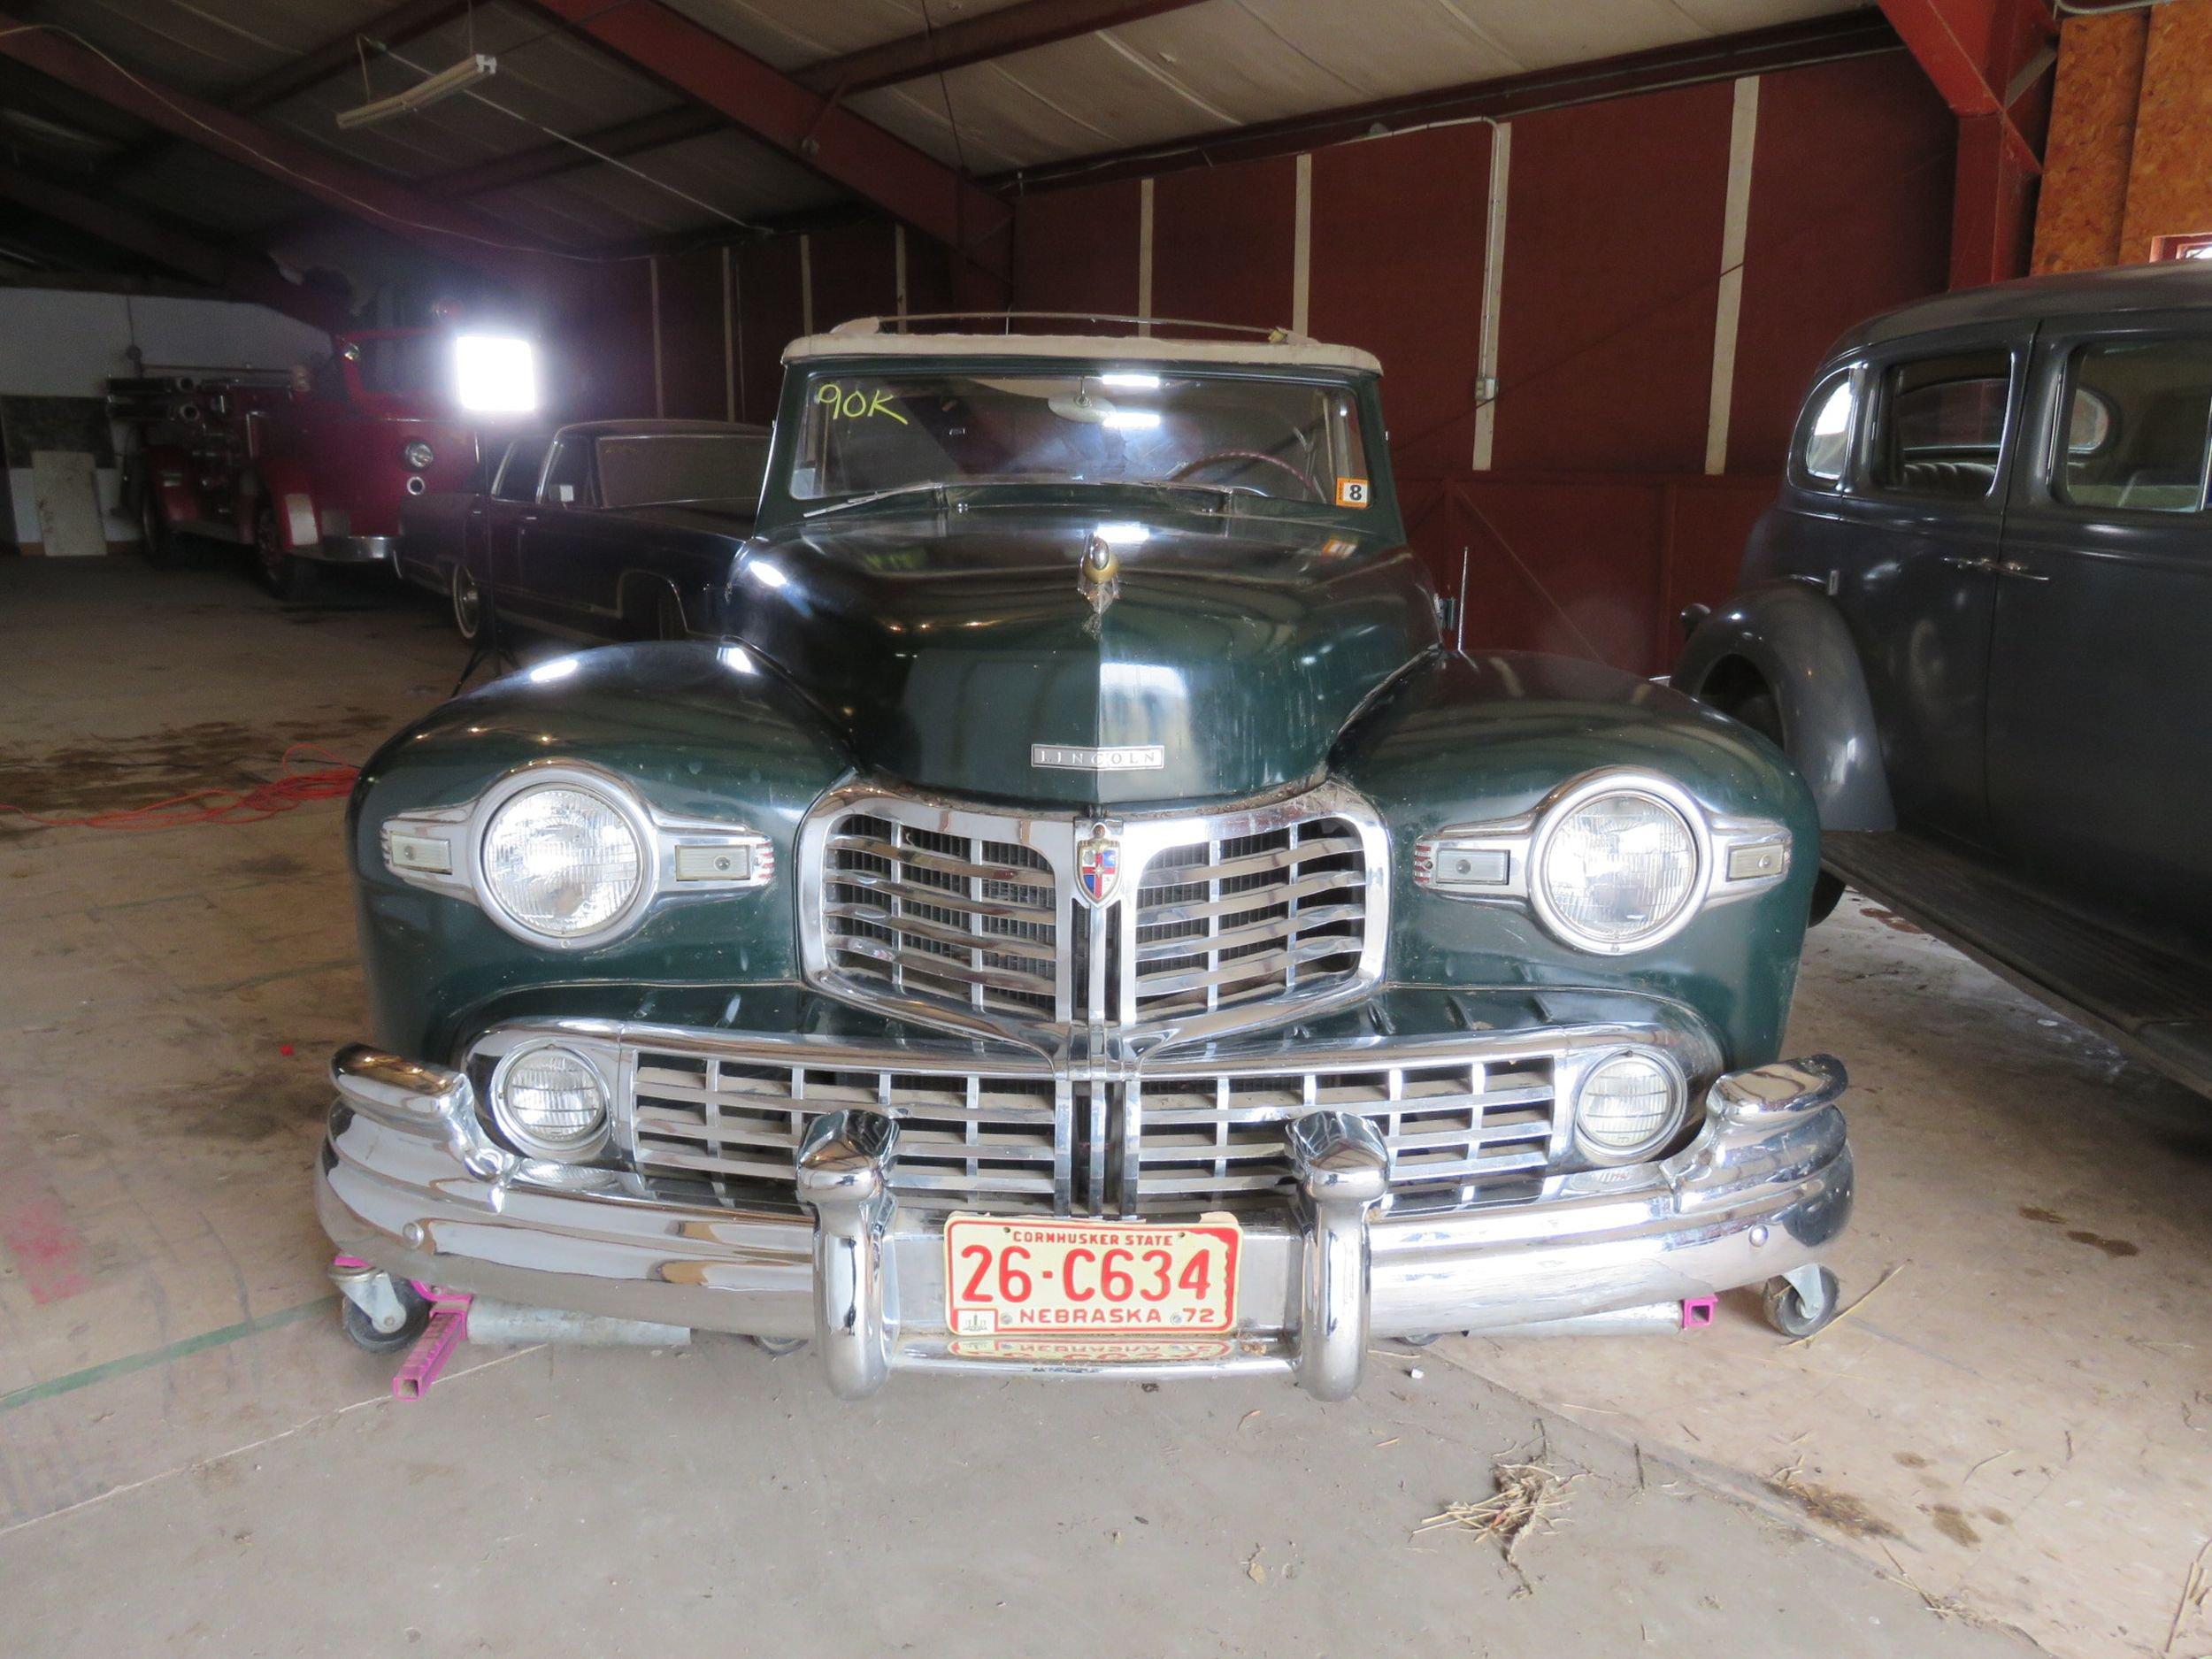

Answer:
[1151,157,1297,332]
[1728,55,1954,472]
[1491,82,1734,473]
[1308,123,1493,477]
[657,247,728,421]
[1011,180,1142,320]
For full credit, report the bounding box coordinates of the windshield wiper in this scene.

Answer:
[802,481,948,519]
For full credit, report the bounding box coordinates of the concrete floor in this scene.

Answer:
[2,555,2205,1658]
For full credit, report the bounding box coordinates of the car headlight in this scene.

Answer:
[403,439,434,470]
[490,1041,609,1158]
[1573,1048,1686,1163]
[480,782,647,943]
[1532,783,1701,953]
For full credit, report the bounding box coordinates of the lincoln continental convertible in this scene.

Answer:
[318,317,1855,1399]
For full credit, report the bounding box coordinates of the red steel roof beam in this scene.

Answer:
[793,0,1211,96]
[0,12,578,297]
[523,0,1010,288]
[0,163,352,331]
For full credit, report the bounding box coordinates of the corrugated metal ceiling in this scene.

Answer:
[6,0,1860,254]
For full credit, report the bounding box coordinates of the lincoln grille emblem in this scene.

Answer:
[1075,821,1122,909]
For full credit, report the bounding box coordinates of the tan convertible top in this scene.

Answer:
[784,313,1382,375]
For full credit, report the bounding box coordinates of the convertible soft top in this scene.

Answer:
[786,313,1383,375]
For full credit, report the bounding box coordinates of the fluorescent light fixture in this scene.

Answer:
[337,54,497,130]
[455,334,537,414]
[1102,411,1161,432]
[1099,373,1161,390]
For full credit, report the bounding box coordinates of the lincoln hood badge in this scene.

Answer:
[1075,820,1122,909]
[1077,532,1121,632]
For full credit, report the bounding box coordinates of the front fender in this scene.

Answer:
[1336,649,1821,1068]
[1673,580,1893,833]
[348,642,853,1060]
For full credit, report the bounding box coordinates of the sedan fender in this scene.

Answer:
[1673,579,1893,832]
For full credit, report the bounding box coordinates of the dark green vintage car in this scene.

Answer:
[318,319,1854,1398]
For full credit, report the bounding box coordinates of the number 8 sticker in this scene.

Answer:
[1335,476,1371,508]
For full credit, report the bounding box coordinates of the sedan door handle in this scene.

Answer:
[1997,560,2051,582]
[1941,555,1999,573]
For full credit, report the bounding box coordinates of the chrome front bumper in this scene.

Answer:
[316,1048,1851,1400]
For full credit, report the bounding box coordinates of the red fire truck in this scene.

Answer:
[114,327,482,600]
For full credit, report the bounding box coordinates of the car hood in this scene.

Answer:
[726,503,1439,807]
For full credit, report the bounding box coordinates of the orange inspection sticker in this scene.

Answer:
[1335,476,1371,507]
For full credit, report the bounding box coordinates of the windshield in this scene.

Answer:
[788,369,1371,508]
[597,433,770,509]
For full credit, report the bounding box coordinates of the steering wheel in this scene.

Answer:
[1166,449,1324,500]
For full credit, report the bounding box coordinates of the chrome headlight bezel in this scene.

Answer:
[1528,773,1708,955]
[1412,766,1792,956]
[379,759,776,952]
[476,772,656,947]
[1569,1044,1689,1164]
[487,1036,613,1160]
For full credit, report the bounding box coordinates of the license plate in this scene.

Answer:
[944,1214,1240,1337]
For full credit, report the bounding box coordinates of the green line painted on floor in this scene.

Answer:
[0,1294,336,1413]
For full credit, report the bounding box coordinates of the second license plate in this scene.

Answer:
[944,1214,1240,1337]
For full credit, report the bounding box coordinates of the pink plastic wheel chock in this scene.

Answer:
[392,1287,472,1400]
[1679,1295,1718,1330]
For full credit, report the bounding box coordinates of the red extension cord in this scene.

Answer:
[0,742,360,832]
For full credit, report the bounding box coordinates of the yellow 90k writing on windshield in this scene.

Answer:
[815,383,909,425]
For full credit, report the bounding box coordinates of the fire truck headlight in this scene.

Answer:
[403,439,434,470]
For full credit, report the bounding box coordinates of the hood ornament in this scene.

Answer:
[1075,819,1122,909]
[1078,533,1120,634]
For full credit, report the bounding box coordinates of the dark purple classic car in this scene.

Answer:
[398,418,771,645]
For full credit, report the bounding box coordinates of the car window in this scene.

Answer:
[2055,338,2212,514]
[493,437,549,503]
[1797,373,1855,486]
[597,433,770,508]
[1870,349,2012,501]
[542,437,597,508]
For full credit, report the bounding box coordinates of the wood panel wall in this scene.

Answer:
[2035,0,2212,273]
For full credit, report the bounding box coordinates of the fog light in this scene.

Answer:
[491,1042,608,1158]
[1574,1049,1686,1163]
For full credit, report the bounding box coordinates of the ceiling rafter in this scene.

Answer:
[0,12,579,295]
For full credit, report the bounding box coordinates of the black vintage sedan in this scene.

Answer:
[1678,261,2212,1098]
[398,418,771,644]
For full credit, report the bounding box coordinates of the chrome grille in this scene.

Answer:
[626,1047,1067,1213]
[801,783,1386,1045]
[1132,819,1369,1024]
[1127,1055,1558,1215]
[821,812,1062,1025]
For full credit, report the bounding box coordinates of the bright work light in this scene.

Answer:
[455,334,538,414]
